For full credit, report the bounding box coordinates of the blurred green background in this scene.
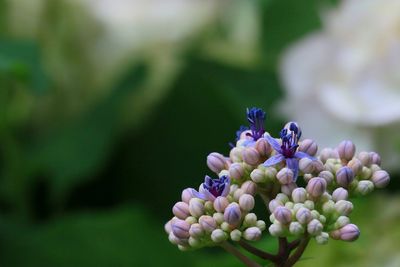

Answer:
[1,0,399,266]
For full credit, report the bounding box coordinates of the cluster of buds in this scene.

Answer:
[165,107,390,265]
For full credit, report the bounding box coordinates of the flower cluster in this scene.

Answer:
[165,107,390,265]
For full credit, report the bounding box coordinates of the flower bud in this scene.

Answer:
[214,197,229,212]
[173,202,191,219]
[277,168,294,185]
[243,227,262,241]
[292,188,307,203]
[269,222,284,237]
[371,170,390,188]
[313,160,325,173]
[369,152,381,165]
[320,192,332,202]
[229,163,244,181]
[189,223,204,238]
[358,151,372,166]
[319,148,338,163]
[233,189,244,201]
[335,200,353,216]
[230,229,242,241]
[360,166,372,179]
[356,180,374,195]
[250,168,267,183]
[239,194,255,212]
[265,167,278,180]
[275,193,290,204]
[337,140,356,162]
[307,219,323,236]
[199,215,217,233]
[336,167,354,188]
[296,207,312,224]
[285,201,294,209]
[224,203,242,226]
[241,181,257,195]
[304,200,314,210]
[299,157,314,173]
[315,232,329,245]
[306,177,327,198]
[207,152,227,173]
[213,213,224,224]
[165,220,173,235]
[204,201,214,213]
[274,206,292,225]
[181,188,195,204]
[244,213,257,226]
[168,232,181,245]
[269,199,283,213]
[332,188,348,201]
[311,210,320,220]
[335,216,350,229]
[282,183,297,196]
[188,236,201,248]
[289,222,304,235]
[211,229,228,243]
[299,139,318,156]
[255,138,272,157]
[322,200,335,215]
[319,215,326,224]
[347,158,362,175]
[242,147,261,166]
[189,198,205,218]
[339,224,360,241]
[256,220,266,231]
[185,216,197,224]
[220,222,230,232]
[230,147,244,163]
[172,219,191,239]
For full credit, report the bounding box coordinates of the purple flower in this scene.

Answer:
[263,122,315,181]
[191,175,230,201]
[246,107,266,141]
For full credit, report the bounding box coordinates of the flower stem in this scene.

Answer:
[238,240,278,262]
[283,237,310,267]
[220,242,262,267]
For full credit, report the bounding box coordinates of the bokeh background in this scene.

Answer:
[1,0,400,266]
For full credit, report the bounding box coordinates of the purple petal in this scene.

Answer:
[263,154,285,167]
[286,158,299,181]
[191,188,206,200]
[199,185,216,201]
[295,151,317,161]
[265,135,282,153]
[221,177,231,197]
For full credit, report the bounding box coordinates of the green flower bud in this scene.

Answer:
[178,245,190,251]
[360,166,372,179]
[265,167,278,180]
[315,232,329,245]
[292,188,307,203]
[274,206,292,225]
[320,192,332,203]
[276,193,290,204]
[172,219,191,239]
[269,199,283,213]
[336,167,354,188]
[347,158,363,175]
[369,152,381,165]
[189,198,205,218]
[337,140,356,162]
[299,157,314,173]
[213,212,224,225]
[224,203,242,226]
[293,203,304,213]
[282,183,297,196]
[358,151,372,166]
[185,216,197,225]
[307,219,323,236]
[250,168,267,183]
[319,171,334,184]
[356,180,374,195]
[285,201,294,210]
[207,152,227,173]
[173,202,191,219]
[189,223,204,238]
[306,177,327,198]
[256,220,266,231]
[299,139,318,156]
[296,207,312,224]
[199,215,217,233]
[188,236,201,248]
[269,222,285,237]
[277,168,294,185]
[319,215,326,224]
[289,222,304,235]
[335,200,353,216]
[371,170,390,188]
[211,229,228,243]
[214,196,229,212]
[229,163,245,181]
[243,227,262,241]
[242,147,261,166]
[370,164,381,173]
[239,194,255,212]
[332,188,348,201]
[244,213,257,226]
[311,210,320,220]
[334,216,350,229]
[241,181,257,195]
[230,229,242,241]
[322,200,336,215]
[230,147,244,162]
[204,201,214,213]
[339,224,360,241]
[255,138,272,157]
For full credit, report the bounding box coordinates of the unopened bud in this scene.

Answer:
[230,229,242,241]
[335,200,353,216]
[339,224,360,241]
[229,163,244,181]
[256,220,266,231]
[188,236,201,248]
[211,229,228,243]
[335,216,350,229]
[220,222,230,232]
[168,232,181,245]
[313,160,324,173]
[233,189,244,201]
[199,215,217,232]
[337,140,356,162]
[371,170,390,188]
[269,199,283,213]
[269,222,284,237]
[172,219,191,239]
[274,206,292,225]
[358,151,372,166]
[250,168,267,183]
[189,223,204,238]
[285,201,294,209]
[299,157,314,173]
[369,152,381,165]
[322,200,335,215]
[242,147,261,166]
[277,168,294,185]
[320,148,339,163]
[241,181,257,195]
[296,207,312,224]
[332,188,348,201]
[173,202,191,219]
[306,177,327,198]
[304,200,315,210]
[207,152,227,173]
[283,183,298,196]
[185,216,197,224]
[289,222,304,235]
[244,213,257,226]
[307,219,323,235]
[356,180,374,195]
[360,166,372,179]
[315,232,329,245]
[224,203,242,226]
[230,147,244,163]
[255,138,272,157]
[189,198,205,218]
[299,139,318,156]
[265,167,278,180]
[214,197,229,212]
[336,167,354,188]
[243,227,262,241]
[347,158,363,175]
[292,188,307,203]
[239,194,255,212]
[213,213,224,224]
[181,188,195,204]
[275,193,290,204]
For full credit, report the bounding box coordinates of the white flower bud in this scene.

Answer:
[303,173,313,183]
[265,167,278,180]
[334,216,350,229]
[277,168,294,185]
[224,203,242,226]
[335,200,353,216]
[336,167,354,188]
[213,212,224,225]
[230,147,244,163]
[282,183,297,196]
[233,189,244,201]
[173,201,191,219]
[371,170,390,188]
[357,151,371,166]
[244,213,257,226]
[220,222,230,232]
[275,193,290,204]
[255,138,272,156]
[347,158,363,175]
[322,200,335,215]
[356,180,374,195]
[188,236,201,248]
[256,220,266,231]
[168,232,181,245]
[229,163,245,181]
[214,196,229,212]
[304,200,315,210]
[315,232,329,245]
[339,224,360,241]
[293,203,304,213]
[299,157,314,173]
[319,148,338,163]
[360,166,372,179]
[289,222,304,235]
[250,168,267,183]
[211,229,228,243]
[274,206,292,225]
[181,188,195,204]
[307,219,323,236]
[269,222,284,237]
[189,223,204,238]
[306,177,327,198]
[299,139,318,156]
[241,181,257,195]
[243,227,262,241]
[268,199,283,213]
[172,219,191,239]
[230,229,242,241]
[242,147,261,166]
[332,188,348,201]
[189,198,205,218]
[165,220,173,234]
[369,152,381,165]
[239,194,255,212]
[295,207,312,224]
[207,152,227,173]
[292,188,307,203]
[199,215,217,233]
[337,140,356,162]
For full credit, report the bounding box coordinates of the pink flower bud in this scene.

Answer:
[172,219,191,239]
[189,223,204,238]
[241,181,257,195]
[299,157,314,173]
[199,215,217,233]
[358,151,372,166]
[224,203,242,226]
[173,202,190,219]
[332,188,348,201]
[239,194,255,212]
[319,171,334,184]
[181,188,195,204]
[337,140,356,162]
[299,139,318,156]
[334,200,353,216]
[371,170,390,188]
[292,188,307,203]
[339,224,360,241]
[306,177,327,198]
[213,196,229,212]
[255,138,272,157]
[347,158,362,175]
[165,220,172,234]
[230,147,244,163]
[268,199,283,213]
[336,166,354,188]
[369,152,381,165]
[281,183,297,196]
[274,206,292,225]
[189,198,205,217]
[229,163,244,181]
[243,227,262,241]
[296,207,312,224]
[276,168,294,185]
[242,147,261,166]
[307,219,323,235]
[319,148,338,163]
[207,152,227,173]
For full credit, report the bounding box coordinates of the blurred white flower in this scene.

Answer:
[279,0,400,170]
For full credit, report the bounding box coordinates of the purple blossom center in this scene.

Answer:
[280,123,301,158]
[247,107,266,141]
[203,175,229,198]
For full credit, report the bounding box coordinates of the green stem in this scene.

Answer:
[238,240,278,262]
[283,237,310,267]
[220,242,262,267]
